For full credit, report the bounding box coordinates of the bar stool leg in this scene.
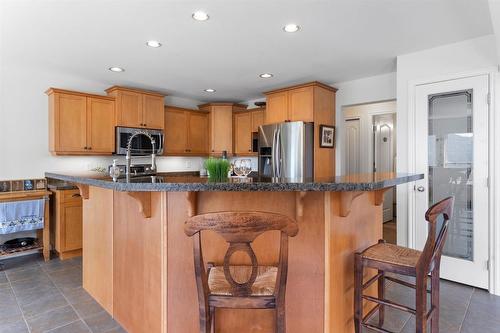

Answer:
[378,269,385,327]
[354,253,363,333]
[210,307,215,333]
[276,302,286,333]
[199,305,211,333]
[430,268,440,333]
[415,272,428,333]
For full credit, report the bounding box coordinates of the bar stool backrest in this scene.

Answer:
[185,211,298,297]
[418,196,455,273]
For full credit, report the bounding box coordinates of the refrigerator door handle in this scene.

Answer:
[271,128,278,177]
[276,127,282,178]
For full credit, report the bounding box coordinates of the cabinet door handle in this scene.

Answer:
[88,147,92,150]
[84,147,88,150]
[71,193,81,198]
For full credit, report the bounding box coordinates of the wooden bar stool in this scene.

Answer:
[184,211,299,333]
[354,196,454,333]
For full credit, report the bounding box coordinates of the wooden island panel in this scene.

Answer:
[82,188,383,333]
[112,191,166,333]
[82,186,114,313]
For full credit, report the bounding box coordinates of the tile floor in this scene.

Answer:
[0,254,124,333]
[1,254,500,333]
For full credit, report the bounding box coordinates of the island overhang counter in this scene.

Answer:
[45,172,422,333]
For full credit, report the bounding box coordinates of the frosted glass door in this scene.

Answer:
[428,91,473,260]
[415,75,489,289]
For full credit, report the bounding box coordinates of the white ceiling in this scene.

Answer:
[0,0,493,103]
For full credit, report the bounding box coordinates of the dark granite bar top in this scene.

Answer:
[45,171,423,192]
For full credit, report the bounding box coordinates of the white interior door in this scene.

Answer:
[373,114,395,222]
[345,118,360,174]
[414,75,489,288]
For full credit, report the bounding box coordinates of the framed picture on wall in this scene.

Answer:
[320,125,335,148]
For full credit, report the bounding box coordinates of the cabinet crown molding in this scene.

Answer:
[197,102,248,110]
[105,86,166,98]
[45,88,115,100]
[264,81,338,95]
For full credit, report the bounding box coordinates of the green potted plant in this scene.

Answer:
[204,158,230,182]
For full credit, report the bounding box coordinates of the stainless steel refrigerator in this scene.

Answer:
[258,121,314,179]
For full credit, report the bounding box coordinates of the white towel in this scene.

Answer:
[0,199,45,235]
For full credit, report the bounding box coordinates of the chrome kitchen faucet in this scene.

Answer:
[126,130,157,178]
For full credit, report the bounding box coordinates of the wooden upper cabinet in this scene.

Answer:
[106,86,165,130]
[265,91,288,124]
[263,81,338,178]
[164,106,208,155]
[47,88,115,155]
[209,106,233,155]
[142,94,165,129]
[234,112,252,155]
[264,82,334,124]
[288,86,314,122]
[56,93,87,152]
[116,90,142,127]
[251,109,265,132]
[87,98,115,153]
[164,107,188,155]
[188,112,209,154]
[199,103,247,156]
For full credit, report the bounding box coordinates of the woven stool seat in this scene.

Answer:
[362,243,421,268]
[208,265,277,296]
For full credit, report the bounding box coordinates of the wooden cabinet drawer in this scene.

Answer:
[61,189,83,204]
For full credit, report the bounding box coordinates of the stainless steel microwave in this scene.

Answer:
[115,127,164,155]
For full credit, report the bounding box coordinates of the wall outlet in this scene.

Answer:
[185,160,192,169]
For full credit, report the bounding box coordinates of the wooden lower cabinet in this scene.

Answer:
[50,189,83,260]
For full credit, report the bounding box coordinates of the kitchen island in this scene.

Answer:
[45,171,422,333]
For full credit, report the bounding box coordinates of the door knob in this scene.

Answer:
[416,186,425,192]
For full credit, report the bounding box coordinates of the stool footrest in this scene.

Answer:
[361,322,396,333]
[363,272,384,289]
[362,295,416,315]
[362,303,381,323]
[385,275,432,293]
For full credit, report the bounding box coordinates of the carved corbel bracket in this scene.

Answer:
[127,192,152,218]
[186,192,198,217]
[295,191,307,222]
[374,187,393,206]
[76,184,89,199]
[339,191,364,217]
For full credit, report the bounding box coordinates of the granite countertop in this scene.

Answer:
[45,171,423,192]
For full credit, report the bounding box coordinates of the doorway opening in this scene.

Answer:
[343,100,397,244]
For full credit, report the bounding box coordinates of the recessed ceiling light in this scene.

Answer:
[146,40,162,48]
[108,67,125,72]
[204,88,216,93]
[259,73,274,78]
[192,11,209,21]
[283,24,300,33]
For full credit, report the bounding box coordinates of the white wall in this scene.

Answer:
[489,0,500,63]
[0,63,209,180]
[396,34,498,247]
[333,72,397,175]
